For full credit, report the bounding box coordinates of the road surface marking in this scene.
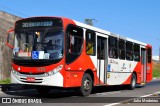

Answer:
[104,91,160,106]
[140,93,154,97]
[88,91,121,97]
[95,91,121,95]
[104,103,120,106]
[140,91,160,97]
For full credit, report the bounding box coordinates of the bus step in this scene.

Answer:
[141,82,146,85]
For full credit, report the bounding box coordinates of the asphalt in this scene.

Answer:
[0,78,160,106]
[0,77,159,92]
[0,84,35,91]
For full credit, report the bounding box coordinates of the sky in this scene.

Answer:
[0,0,160,56]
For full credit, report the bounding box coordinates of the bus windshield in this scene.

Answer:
[13,29,64,60]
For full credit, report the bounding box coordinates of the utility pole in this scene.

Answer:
[84,18,97,26]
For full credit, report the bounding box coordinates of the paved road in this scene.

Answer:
[0,79,160,106]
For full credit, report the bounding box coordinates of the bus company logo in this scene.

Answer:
[121,63,126,69]
[123,63,125,67]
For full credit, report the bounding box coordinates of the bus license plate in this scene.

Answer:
[26,77,35,82]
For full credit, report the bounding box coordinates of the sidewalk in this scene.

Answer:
[153,77,160,80]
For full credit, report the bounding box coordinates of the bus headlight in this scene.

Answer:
[12,69,19,75]
[44,65,63,76]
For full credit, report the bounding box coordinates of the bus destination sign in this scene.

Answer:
[22,21,53,28]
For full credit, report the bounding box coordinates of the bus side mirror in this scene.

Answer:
[6,29,14,49]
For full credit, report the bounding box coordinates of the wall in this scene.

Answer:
[0,11,21,80]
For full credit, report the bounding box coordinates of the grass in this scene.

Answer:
[0,78,11,84]
[153,61,160,78]
[153,68,160,78]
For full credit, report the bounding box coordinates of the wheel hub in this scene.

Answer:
[84,79,91,91]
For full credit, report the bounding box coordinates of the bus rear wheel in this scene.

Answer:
[36,86,50,95]
[129,73,136,90]
[79,73,93,96]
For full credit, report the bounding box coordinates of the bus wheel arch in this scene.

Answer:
[84,69,94,85]
[79,69,94,96]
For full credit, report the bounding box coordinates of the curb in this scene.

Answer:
[153,77,160,80]
[0,84,35,92]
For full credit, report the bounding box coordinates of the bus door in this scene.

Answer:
[97,35,108,84]
[141,48,147,83]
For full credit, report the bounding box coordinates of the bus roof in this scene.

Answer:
[73,20,147,46]
[15,16,148,46]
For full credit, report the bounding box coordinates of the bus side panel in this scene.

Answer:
[63,71,83,87]
[133,62,142,84]
[63,71,97,87]
[122,61,141,85]
[146,45,152,82]
[64,51,97,87]
[122,74,132,85]
[146,63,152,82]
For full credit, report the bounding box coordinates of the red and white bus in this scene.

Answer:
[6,17,152,96]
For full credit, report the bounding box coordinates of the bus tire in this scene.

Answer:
[36,86,50,95]
[129,73,136,90]
[79,73,93,96]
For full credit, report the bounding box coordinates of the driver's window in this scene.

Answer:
[66,25,83,54]
[66,25,83,64]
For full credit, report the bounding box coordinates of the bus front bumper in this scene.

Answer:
[11,69,63,87]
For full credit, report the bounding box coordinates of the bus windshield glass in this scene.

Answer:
[13,18,64,61]
[13,29,64,60]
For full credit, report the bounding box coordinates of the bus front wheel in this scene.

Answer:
[79,73,93,96]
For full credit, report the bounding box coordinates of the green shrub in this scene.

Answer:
[0,78,11,84]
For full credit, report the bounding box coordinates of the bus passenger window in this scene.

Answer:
[109,36,118,59]
[126,41,133,61]
[118,39,125,60]
[86,30,96,55]
[126,51,133,60]
[133,44,140,61]
[148,48,152,63]
[109,48,116,58]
